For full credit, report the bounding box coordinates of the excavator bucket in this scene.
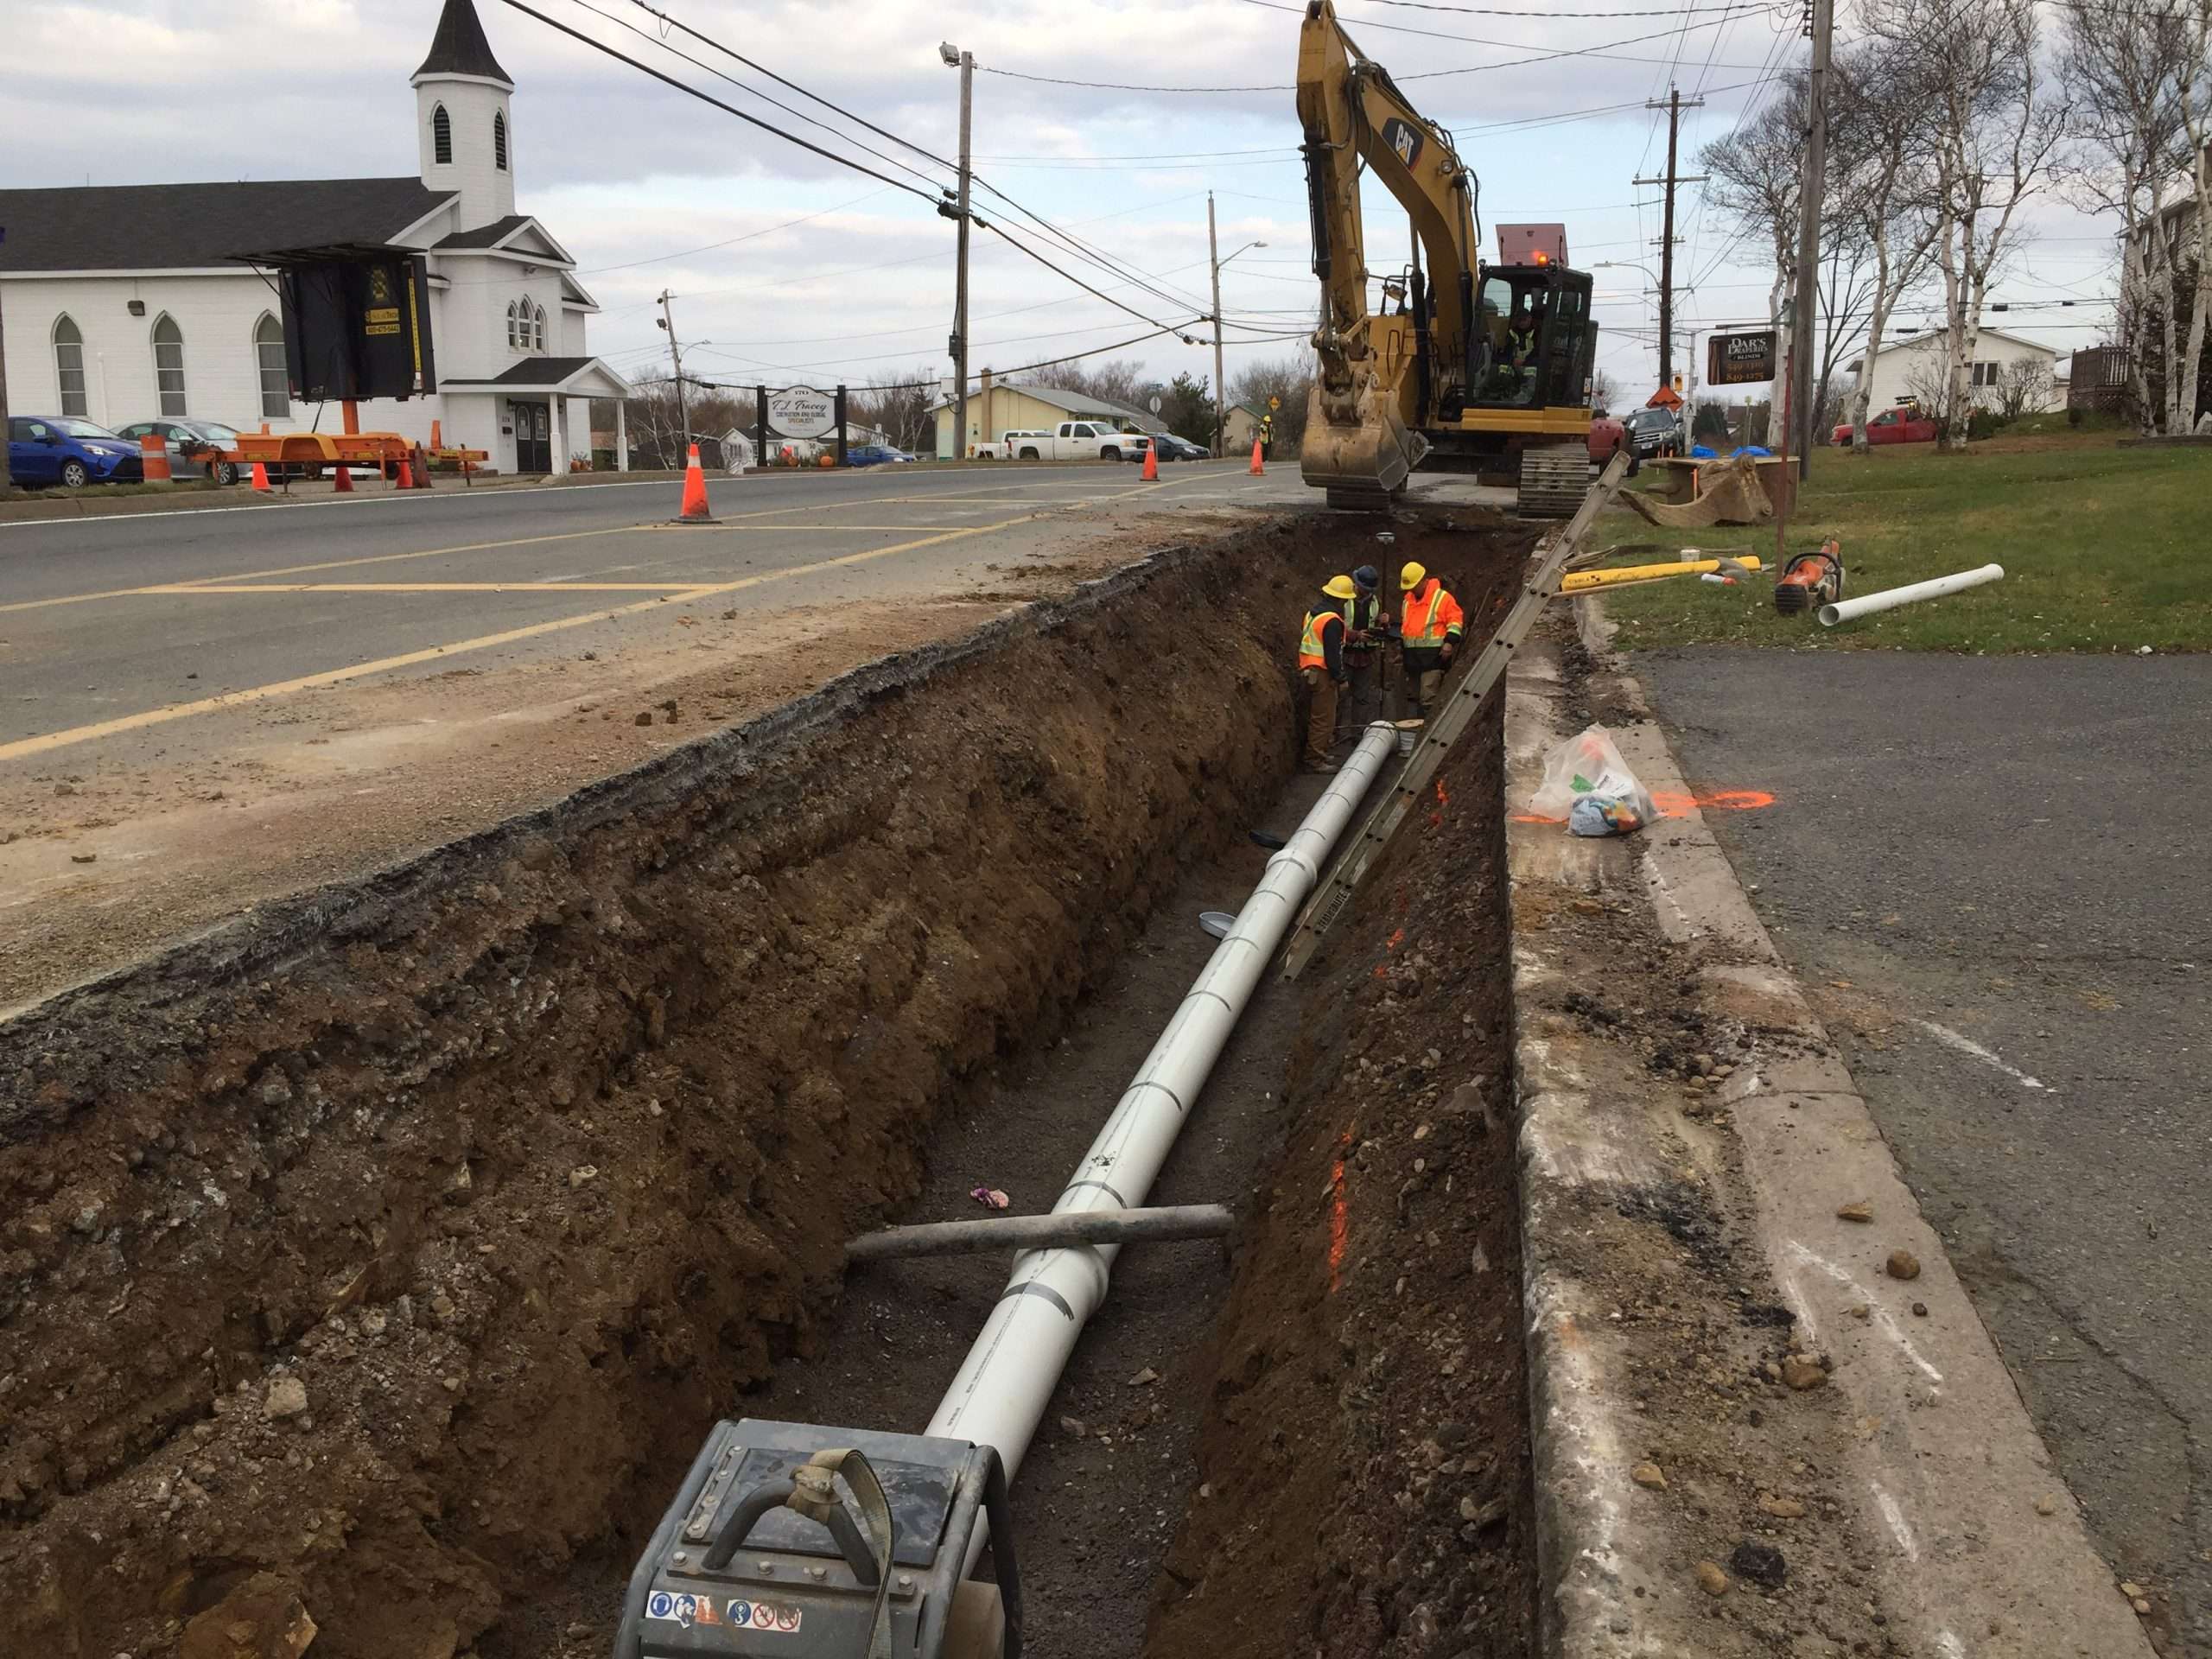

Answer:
[1300,381,1431,509]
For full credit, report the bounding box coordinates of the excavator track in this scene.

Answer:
[1515,444,1592,518]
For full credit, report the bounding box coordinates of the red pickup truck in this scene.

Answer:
[1832,404,1938,445]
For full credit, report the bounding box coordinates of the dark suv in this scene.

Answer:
[1622,406,1684,459]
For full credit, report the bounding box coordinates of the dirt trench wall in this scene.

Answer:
[0,533,1322,1659]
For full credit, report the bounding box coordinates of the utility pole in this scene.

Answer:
[943,42,975,461]
[1635,87,1706,392]
[0,264,11,499]
[1208,192,1225,457]
[657,289,690,460]
[1790,0,1835,482]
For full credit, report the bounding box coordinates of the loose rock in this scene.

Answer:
[1729,1540,1787,1589]
[1835,1201,1872,1223]
[1757,1493,1806,1519]
[178,1573,317,1659]
[1779,1354,1828,1391]
[1886,1249,1922,1281]
[1630,1461,1668,1491]
[1127,1366,1160,1387]
[263,1376,308,1421]
[1694,1561,1730,1597]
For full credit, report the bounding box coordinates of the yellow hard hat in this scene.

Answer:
[1400,561,1427,591]
[1323,574,1357,600]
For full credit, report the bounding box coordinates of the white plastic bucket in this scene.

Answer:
[1395,719,1424,757]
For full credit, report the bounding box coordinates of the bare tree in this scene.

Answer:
[1834,43,1942,450]
[1229,355,1316,454]
[851,367,936,454]
[2067,0,2212,430]
[1865,0,2069,448]
[1591,368,1621,414]
[1994,356,2058,417]
[1700,77,1806,384]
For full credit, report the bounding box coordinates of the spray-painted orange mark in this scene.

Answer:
[1435,779,1450,808]
[1385,927,1406,951]
[1328,1123,1354,1294]
[1514,786,1777,824]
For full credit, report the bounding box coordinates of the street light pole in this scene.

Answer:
[657,289,690,460]
[1208,193,1224,457]
[943,42,974,461]
[1206,226,1268,459]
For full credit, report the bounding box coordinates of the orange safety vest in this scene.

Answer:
[1402,580,1464,648]
[1298,607,1343,671]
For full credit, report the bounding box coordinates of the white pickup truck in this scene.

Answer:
[988,421,1147,462]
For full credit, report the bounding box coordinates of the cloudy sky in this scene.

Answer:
[9,0,2120,403]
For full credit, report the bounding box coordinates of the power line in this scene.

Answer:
[1240,0,1777,63]
[494,0,942,201]
[978,9,1767,90]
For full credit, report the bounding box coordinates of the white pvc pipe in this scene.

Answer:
[926,721,1400,1501]
[1818,563,2003,627]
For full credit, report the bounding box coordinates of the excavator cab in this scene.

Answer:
[1461,265,1594,415]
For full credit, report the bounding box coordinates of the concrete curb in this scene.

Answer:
[1505,603,2157,1656]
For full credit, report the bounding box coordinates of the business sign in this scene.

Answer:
[279,253,436,401]
[768,386,836,439]
[1707,330,1778,386]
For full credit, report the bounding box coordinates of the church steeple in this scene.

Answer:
[412,0,516,230]
[415,0,512,87]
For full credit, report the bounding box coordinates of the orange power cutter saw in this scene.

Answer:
[1774,538,1844,615]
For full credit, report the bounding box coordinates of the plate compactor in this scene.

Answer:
[615,1420,1022,1659]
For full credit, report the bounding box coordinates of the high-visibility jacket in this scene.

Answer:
[1299,607,1345,674]
[1402,580,1465,651]
[1340,592,1385,651]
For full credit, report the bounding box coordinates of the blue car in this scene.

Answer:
[9,415,145,488]
[844,443,914,467]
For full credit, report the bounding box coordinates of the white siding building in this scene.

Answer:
[1842,327,2064,416]
[0,0,631,475]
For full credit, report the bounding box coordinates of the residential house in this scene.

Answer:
[1841,327,2064,416]
[930,380,1153,460]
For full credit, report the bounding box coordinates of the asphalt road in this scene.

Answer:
[0,461,1285,764]
[1642,647,2210,1652]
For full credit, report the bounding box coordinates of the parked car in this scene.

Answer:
[1832,404,1938,445]
[844,443,915,467]
[1149,433,1209,461]
[1586,413,1628,464]
[1002,421,1144,462]
[1621,405,1684,459]
[8,416,145,488]
[974,429,1050,460]
[112,417,246,484]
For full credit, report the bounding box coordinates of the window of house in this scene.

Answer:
[532,303,547,353]
[53,315,87,416]
[254,314,289,418]
[151,314,187,416]
[507,300,522,350]
[432,104,452,166]
[493,111,508,171]
[1970,360,1999,387]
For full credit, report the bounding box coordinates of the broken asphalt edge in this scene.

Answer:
[1502,601,2154,1656]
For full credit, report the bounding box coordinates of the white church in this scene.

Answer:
[0,0,633,474]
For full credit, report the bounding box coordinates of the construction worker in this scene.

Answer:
[1503,300,1541,404]
[1299,575,1357,772]
[1341,564,1389,721]
[1398,562,1465,721]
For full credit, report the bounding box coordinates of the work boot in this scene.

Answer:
[1304,755,1339,773]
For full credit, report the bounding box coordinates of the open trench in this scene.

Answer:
[0,508,1538,1659]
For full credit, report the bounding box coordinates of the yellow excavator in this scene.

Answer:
[1296,0,1599,514]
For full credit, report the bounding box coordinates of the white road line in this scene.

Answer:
[1912,1020,2047,1090]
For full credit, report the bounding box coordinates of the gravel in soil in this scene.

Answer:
[0,507,1535,1659]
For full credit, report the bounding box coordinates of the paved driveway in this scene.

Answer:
[1641,647,2210,1654]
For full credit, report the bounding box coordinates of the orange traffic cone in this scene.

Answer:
[1141,438,1159,481]
[673,443,715,524]
[1249,436,1265,475]
[332,463,353,493]
[251,461,272,493]
[140,435,173,485]
[397,458,414,489]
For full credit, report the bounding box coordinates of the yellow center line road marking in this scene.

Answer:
[137,582,712,595]
[0,512,1051,764]
[0,523,657,616]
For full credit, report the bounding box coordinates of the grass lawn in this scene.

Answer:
[1593,431,2210,652]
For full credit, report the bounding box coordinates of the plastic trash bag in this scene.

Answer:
[1730,444,1773,458]
[1689,443,1718,459]
[1529,725,1658,836]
